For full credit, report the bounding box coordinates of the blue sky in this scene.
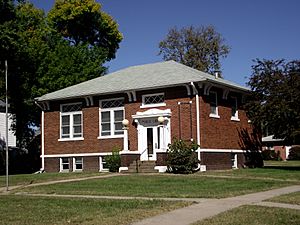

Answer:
[30,0,300,86]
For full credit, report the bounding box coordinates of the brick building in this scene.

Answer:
[35,61,252,172]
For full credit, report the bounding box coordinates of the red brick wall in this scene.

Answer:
[44,107,123,155]
[200,88,251,149]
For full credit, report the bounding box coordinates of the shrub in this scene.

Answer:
[262,149,282,161]
[166,139,199,174]
[288,146,300,160]
[105,147,121,172]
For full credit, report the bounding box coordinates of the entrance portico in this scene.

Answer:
[132,109,171,161]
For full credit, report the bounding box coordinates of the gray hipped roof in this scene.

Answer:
[36,60,249,101]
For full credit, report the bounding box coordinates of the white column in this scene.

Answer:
[123,129,129,151]
[41,110,45,171]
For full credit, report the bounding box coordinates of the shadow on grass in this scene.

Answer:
[263,165,300,171]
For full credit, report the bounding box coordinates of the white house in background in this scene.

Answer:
[0,100,16,147]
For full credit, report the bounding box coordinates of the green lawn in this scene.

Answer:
[267,191,300,205]
[0,195,190,225]
[0,172,106,188]
[193,205,300,225]
[20,174,292,198]
[198,167,300,182]
[264,160,300,167]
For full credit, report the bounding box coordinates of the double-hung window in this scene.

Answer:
[209,92,220,118]
[231,97,240,121]
[141,93,166,108]
[73,157,83,171]
[60,158,70,172]
[99,98,124,138]
[60,103,83,140]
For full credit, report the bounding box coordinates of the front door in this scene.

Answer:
[146,127,160,160]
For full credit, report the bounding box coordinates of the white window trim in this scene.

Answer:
[73,157,83,172]
[231,153,238,169]
[60,157,70,172]
[231,97,240,121]
[209,91,220,118]
[141,93,166,108]
[99,98,125,139]
[59,103,83,141]
[99,156,109,172]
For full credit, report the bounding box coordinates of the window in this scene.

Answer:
[60,103,83,140]
[60,158,70,172]
[231,97,240,121]
[141,93,166,108]
[209,92,219,118]
[231,153,238,169]
[99,98,124,138]
[99,156,109,171]
[73,157,83,171]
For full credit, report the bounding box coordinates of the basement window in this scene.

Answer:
[60,158,70,172]
[73,157,83,171]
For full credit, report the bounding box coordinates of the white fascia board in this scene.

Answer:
[44,152,112,158]
[200,149,246,153]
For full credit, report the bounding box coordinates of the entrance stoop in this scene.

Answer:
[124,160,158,173]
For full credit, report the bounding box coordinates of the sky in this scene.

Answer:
[30,0,300,86]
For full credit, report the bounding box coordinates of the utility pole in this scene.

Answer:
[5,60,9,191]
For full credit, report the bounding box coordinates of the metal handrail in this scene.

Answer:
[136,148,148,173]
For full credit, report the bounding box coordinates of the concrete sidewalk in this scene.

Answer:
[131,185,300,225]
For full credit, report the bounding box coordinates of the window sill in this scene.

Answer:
[98,135,124,139]
[58,137,84,142]
[231,117,240,122]
[209,114,220,119]
[140,103,166,109]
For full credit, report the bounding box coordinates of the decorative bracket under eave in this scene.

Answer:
[203,83,213,95]
[126,91,137,102]
[184,84,191,96]
[84,96,94,106]
[222,89,230,100]
[39,101,50,111]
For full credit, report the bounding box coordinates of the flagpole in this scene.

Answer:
[5,60,9,191]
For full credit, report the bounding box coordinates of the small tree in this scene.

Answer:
[105,147,121,172]
[167,139,199,174]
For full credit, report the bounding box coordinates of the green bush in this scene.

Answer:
[166,139,199,174]
[288,146,300,160]
[105,147,121,172]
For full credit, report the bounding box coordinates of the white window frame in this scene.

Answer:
[99,156,109,172]
[99,98,125,139]
[231,97,240,121]
[73,157,83,172]
[209,91,220,118]
[59,103,84,141]
[60,157,70,172]
[141,93,166,108]
[231,153,238,169]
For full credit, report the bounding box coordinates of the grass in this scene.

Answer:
[199,167,300,182]
[0,172,106,188]
[267,191,300,205]
[264,160,300,167]
[0,195,190,225]
[20,174,292,198]
[193,205,300,225]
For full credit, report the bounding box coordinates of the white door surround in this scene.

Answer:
[132,109,171,161]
